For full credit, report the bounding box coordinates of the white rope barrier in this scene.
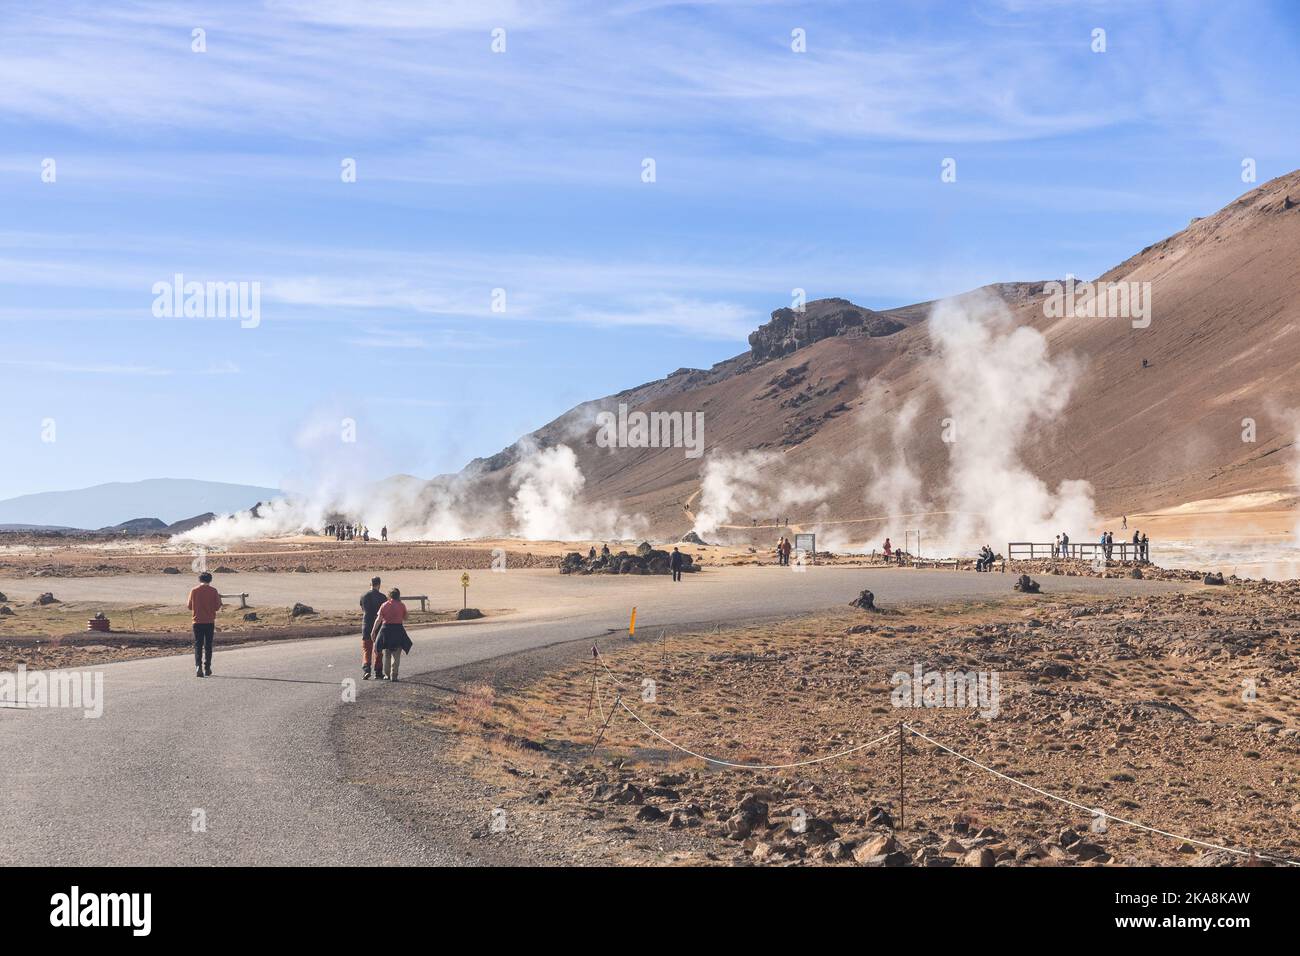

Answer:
[590,648,1299,865]
[613,693,898,770]
[903,722,1300,867]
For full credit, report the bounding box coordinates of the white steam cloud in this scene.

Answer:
[926,291,1097,548]
[177,433,640,547]
[691,449,838,539]
[688,291,1098,555]
[509,442,642,540]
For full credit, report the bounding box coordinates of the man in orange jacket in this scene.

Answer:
[187,571,223,678]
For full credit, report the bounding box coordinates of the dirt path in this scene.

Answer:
[333,579,1299,867]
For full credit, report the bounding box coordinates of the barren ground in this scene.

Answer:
[337,581,1300,867]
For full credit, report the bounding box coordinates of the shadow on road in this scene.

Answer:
[207,674,341,686]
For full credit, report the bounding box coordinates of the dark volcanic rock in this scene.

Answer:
[748,298,905,364]
[849,589,877,611]
[560,548,696,576]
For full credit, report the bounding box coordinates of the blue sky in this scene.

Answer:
[1,0,1297,500]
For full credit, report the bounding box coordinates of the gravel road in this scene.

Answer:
[0,567,1184,865]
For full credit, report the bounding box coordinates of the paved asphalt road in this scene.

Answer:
[0,567,1184,865]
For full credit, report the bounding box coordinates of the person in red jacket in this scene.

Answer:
[371,588,412,682]
[187,571,223,678]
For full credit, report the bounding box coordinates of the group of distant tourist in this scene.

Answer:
[324,523,388,543]
[1052,527,1149,563]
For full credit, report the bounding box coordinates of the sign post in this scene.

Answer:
[460,571,470,609]
[793,533,816,565]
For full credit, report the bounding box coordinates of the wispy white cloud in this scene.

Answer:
[0,358,173,376]
[0,227,1033,337]
[0,0,1253,148]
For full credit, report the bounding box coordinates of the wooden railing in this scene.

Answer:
[1008,541,1149,563]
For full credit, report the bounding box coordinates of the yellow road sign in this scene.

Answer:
[460,572,470,588]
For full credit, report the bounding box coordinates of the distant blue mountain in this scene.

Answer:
[0,479,282,530]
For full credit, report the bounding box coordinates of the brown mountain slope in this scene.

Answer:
[464,170,1300,547]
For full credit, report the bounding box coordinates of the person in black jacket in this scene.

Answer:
[670,546,684,582]
[360,576,386,679]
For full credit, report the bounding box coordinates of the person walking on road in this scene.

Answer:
[372,588,412,682]
[187,571,223,678]
[360,576,386,680]
[670,546,684,582]
[882,537,892,564]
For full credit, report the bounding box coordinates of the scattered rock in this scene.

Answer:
[290,602,315,617]
[725,794,769,839]
[849,589,877,611]
[243,612,259,622]
[852,833,897,863]
[457,608,484,620]
[1203,572,1225,585]
[667,810,702,829]
[36,592,58,605]
[795,816,839,844]
[1070,842,1107,861]
[1014,574,1040,593]
[593,783,643,805]
[0,605,12,616]
[161,567,181,574]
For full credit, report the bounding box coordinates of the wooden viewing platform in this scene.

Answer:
[1008,541,1149,563]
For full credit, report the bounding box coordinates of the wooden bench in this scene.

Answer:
[405,595,430,612]
[220,592,250,609]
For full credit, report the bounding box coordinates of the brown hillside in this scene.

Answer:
[464,171,1300,546]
